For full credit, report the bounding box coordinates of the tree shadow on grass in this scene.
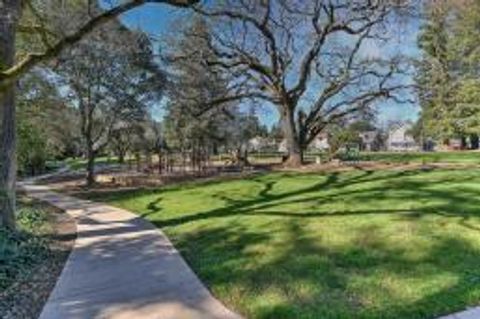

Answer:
[148,168,480,228]
[78,167,480,318]
[174,219,480,319]
[155,168,480,318]
[145,196,163,216]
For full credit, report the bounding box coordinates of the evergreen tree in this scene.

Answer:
[163,17,239,159]
[416,2,453,140]
[450,2,480,144]
[417,1,480,147]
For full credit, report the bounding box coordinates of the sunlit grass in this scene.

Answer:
[359,151,480,164]
[87,168,480,319]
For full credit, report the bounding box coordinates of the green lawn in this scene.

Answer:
[358,151,480,164]
[87,168,480,319]
[248,151,480,165]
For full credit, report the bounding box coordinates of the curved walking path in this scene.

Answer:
[21,182,242,319]
[438,308,480,319]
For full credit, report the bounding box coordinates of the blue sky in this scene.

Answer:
[110,2,422,128]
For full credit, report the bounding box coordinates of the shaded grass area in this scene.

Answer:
[87,168,480,319]
[358,151,480,164]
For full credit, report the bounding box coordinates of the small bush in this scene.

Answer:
[17,207,48,230]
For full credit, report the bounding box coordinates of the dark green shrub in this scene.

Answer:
[0,208,49,291]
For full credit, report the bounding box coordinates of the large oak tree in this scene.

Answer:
[187,0,413,166]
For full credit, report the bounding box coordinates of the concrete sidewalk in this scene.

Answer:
[438,307,480,319]
[22,183,242,319]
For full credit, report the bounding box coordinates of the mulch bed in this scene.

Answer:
[38,164,275,196]
[0,203,76,319]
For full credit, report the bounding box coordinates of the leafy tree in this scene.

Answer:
[17,120,48,176]
[328,125,362,158]
[449,2,480,146]
[417,1,480,146]
[164,14,270,164]
[0,0,197,229]
[163,17,241,164]
[416,1,454,140]
[349,119,377,133]
[17,72,82,162]
[109,122,139,164]
[130,118,163,172]
[222,110,267,164]
[57,20,161,186]
[16,73,58,175]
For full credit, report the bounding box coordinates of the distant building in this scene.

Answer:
[248,136,276,152]
[359,131,379,151]
[278,139,288,153]
[448,138,463,150]
[387,122,418,151]
[277,133,330,153]
[309,132,329,151]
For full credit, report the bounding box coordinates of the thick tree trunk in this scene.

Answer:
[135,152,141,172]
[145,151,152,172]
[128,154,133,170]
[82,99,96,187]
[282,108,303,167]
[117,150,125,164]
[233,147,250,167]
[0,86,16,229]
[157,150,162,174]
[86,143,96,187]
[0,1,21,229]
[470,134,479,150]
[461,136,467,150]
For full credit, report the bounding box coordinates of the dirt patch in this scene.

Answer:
[0,201,76,319]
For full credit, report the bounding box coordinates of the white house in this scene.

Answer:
[248,136,276,152]
[309,133,329,151]
[277,133,329,153]
[278,139,288,153]
[387,122,418,151]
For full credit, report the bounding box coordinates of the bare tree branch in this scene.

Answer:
[168,0,413,164]
[0,0,198,87]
